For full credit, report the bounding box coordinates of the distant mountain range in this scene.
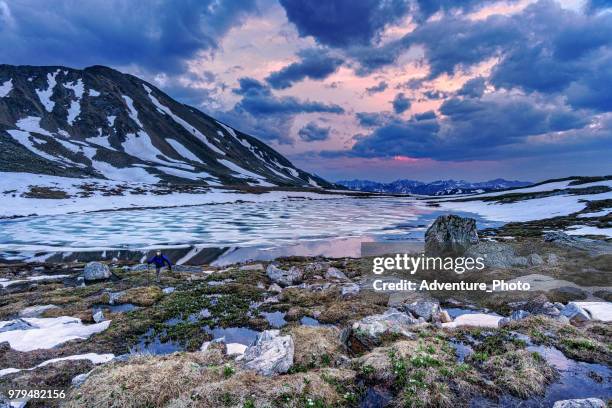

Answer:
[336,178,532,195]
[0,64,332,188]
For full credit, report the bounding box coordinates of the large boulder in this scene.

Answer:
[552,398,605,408]
[266,264,302,287]
[83,262,111,281]
[425,215,479,255]
[348,308,418,352]
[466,241,528,268]
[560,303,591,324]
[401,299,440,321]
[240,330,294,376]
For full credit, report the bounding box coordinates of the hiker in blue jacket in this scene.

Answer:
[147,250,173,282]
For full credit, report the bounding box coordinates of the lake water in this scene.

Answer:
[0,197,499,255]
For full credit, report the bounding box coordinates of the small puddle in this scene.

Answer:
[94,303,138,313]
[205,326,260,345]
[449,340,474,362]
[129,327,183,355]
[261,311,287,328]
[359,385,392,408]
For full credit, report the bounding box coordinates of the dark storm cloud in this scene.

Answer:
[347,92,599,161]
[298,122,331,142]
[365,81,388,95]
[278,0,411,47]
[457,77,486,98]
[0,0,257,73]
[391,93,411,114]
[265,49,343,89]
[216,77,344,144]
[232,77,344,115]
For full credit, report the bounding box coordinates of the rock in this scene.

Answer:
[554,302,565,310]
[524,294,560,317]
[268,283,282,293]
[162,287,175,294]
[466,241,528,268]
[241,330,294,376]
[92,310,105,323]
[341,283,360,297]
[544,232,612,255]
[239,263,264,271]
[561,302,591,323]
[0,318,34,333]
[325,267,348,281]
[425,214,479,255]
[528,253,544,265]
[442,313,502,328]
[402,299,440,321]
[437,310,452,323]
[552,398,605,408]
[102,290,124,305]
[266,264,302,287]
[200,341,211,352]
[573,302,612,322]
[349,309,418,352]
[18,304,59,318]
[83,262,111,281]
[71,371,91,387]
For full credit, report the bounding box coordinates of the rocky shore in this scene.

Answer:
[0,216,610,407]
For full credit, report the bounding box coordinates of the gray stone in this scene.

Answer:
[162,287,175,294]
[93,310,105,323]
[425,215,479,255]
[341,283,360,297]
[499,310,531,327]
[552,398,605,408]
[268,283,283,293]
[350,308,418,351]
[437,310,452,323]
[83,262,111,281]
[325,267,348,281]
[544,232,612,255]
[266,264,302,287]
[71,371,91,387]
[403,300,440,321]
[241,330,294,376]
[528,253,544,265]
[561,303,591,323]
[466,241,528,268]
[547,253,560,265]
[0,318,34,333]
[18,304,59,318]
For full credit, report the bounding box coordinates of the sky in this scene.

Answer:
[1,0,611,182]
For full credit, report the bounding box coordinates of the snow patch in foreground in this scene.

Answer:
[0,316,111,352]
[0,353,115,377]
[0,274,70,288]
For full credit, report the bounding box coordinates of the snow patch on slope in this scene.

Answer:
[64,79,84,125]
[0,78,13,97]
[35,70,59,112]
[145,85,226,156]
[166,138,204,164]
[122,95,144,128]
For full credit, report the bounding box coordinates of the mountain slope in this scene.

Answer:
[0,65,332,188]
[336,178,531,195]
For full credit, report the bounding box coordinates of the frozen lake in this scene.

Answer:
[0,197,498,254]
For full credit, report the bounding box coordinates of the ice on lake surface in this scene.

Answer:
[0,197,499,254]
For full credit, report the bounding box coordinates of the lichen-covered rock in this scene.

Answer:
[341,283,360,297]
[266,264,302,287]
[499,310,531,327]
[402,299,440,321]
[560,303,591,324]
[465,241,528,268]
[425,214,479,255]
[93,310,105,323]
[325,267,348,281]
[552,398,605,408]
[528,253,544,265]
[348,309,417,352]
[83,262,111,281]
[240,330,294,376]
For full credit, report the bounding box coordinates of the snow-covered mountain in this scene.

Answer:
[0,65,332,188]
[336,178,531,195]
